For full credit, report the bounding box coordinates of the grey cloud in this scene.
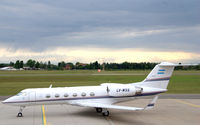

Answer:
[37,26,200,53]
[0,0,199,53]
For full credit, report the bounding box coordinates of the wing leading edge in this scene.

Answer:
[72,96,158,111]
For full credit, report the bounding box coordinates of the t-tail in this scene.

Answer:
[134,62,197,89]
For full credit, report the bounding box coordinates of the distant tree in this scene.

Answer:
[19,61,23,68]
[43,62,47,69]
[51,64,59,70]
[94,61,100,69]
[14,60,20,69]
[35,62,40,68]
[26,59,36,68]
[9,62,14,67]
[66,62,74,69]
[196,65,200,70]
[47,61,51,69]
[76,62,80,66]
[58,61,66,70]
[75,62,80,69]
[1,60,199,70]
[121,62,129,69]
[32,60,36,68]
[26,59,32,67]
[38,61,45,69]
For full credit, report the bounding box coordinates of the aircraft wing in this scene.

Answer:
[70,96,158,111]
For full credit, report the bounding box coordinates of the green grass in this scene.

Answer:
[0,70,199,95]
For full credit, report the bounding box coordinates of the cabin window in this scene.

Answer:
[46,94,51,98]
[55,94,60,98]
[73,93,77,97]
[90,92,95,96]
[81,92,86,97]
[64,93,69,97]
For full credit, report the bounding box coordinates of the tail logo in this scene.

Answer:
[158,69,165,74]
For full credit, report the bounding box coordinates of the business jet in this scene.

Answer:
[2,62,195,117]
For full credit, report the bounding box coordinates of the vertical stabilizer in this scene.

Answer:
[134,62,196,89]
[143,62,175,89]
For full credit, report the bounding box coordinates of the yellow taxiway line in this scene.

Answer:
[42,105,47,125]
[174,99,200,108]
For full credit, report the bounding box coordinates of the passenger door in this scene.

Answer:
[29,91,36,104]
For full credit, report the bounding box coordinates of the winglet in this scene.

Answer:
[145,96,158,110]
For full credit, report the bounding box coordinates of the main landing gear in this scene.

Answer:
[96,108,103,113]
[17,106,25,117]
[95,108,110,116]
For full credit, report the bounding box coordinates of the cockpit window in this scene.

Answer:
[16,92,23,96]
[16,92,27,96]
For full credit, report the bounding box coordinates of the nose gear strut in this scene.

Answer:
[17,106,25,117]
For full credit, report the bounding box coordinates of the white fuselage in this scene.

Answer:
[2,83,166,106]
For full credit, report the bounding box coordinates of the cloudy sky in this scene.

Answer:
[0,0,200,64]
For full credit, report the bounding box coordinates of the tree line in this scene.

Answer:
[0,59,199,70]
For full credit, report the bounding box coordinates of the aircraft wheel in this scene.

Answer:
[96,108,102,113]
[102,111,109,116]
[17,112,23,117]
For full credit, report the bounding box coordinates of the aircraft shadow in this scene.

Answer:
[64,108,154,125]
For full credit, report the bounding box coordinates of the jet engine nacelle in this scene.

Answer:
[104,84,143,97]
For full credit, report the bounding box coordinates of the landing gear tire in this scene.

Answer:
[96,108,103,113]
[102,111,109,116]
[17,112,23,117]
[17,106,25,117]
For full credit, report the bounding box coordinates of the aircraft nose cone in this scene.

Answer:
[2,98,11,104]
[2,99,8,104]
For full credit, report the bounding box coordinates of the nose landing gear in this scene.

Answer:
[17,106,25,117]
[17,112,23,117]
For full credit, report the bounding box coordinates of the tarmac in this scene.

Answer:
[0,95,200,125]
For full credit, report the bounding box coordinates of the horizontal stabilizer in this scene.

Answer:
[158,62,198,67]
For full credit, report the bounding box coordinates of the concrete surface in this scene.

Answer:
[0,98,200,125]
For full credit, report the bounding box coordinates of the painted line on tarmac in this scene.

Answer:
[174,99,200,108]
[105,116,115,125]
[42,105,47,125]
